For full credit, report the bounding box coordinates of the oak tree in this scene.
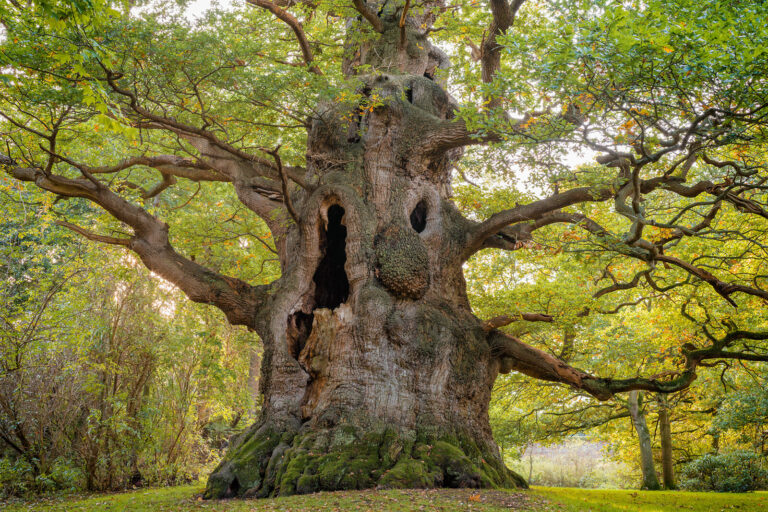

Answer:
[2,0,768,498]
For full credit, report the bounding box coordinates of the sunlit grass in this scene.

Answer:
[533,486,768,512]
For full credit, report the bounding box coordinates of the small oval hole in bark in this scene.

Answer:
[405,86,413,103]
[410,200,427,233]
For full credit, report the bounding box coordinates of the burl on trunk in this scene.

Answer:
[204,14,525,499]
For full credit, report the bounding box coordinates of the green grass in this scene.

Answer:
[533,486,768,512]
[2,484,545,511]
[4,484,768,511]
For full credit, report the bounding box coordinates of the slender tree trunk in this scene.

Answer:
[247,348,261,416]
[657,394,676,489]
[628,391,661,490]
[203,5,525,498]
[528,447,534,483]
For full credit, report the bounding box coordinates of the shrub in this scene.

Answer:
[680,451,768,492]
[0,458,34,498]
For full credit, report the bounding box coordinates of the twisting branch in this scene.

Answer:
[463,185,613,258]
[262,146,300,224]
[468,160,768,307]
[142,173,177,199]
[558,212,768,306]
[655,254,768,306]
[489,326,768,401]
[593,270,650,298]
[55,221,130,246]
[3,153,270,329]
[352,0,384,33]
[68,155,226,181]
[247,0,322,74]
[97,63,308,192]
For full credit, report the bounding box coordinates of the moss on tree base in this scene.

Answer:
[204,424,526,498]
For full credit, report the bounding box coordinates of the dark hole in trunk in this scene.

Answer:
[287,311,314,359]
[313,205,349,309]
[286,206,349,362]
[225,476,241,498]
[423,71,434,81]
[410,200,428,233]
[405,86,413,103]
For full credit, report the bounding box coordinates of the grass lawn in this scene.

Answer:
[2,484,546,512]
[3,484,768,511]
[533,486,768,511]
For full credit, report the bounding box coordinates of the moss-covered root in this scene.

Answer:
[204,426,290,499]
[204,426,527,499]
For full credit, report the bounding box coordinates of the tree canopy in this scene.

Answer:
[3,0,767,397]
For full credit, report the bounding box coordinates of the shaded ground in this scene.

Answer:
[2,484,550,512]
[4,484,768,511]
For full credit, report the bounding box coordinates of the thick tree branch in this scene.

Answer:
[481,0,525,108]
[4,154,269,328]
[481,312,554,332]
[489,327,768,401]
[464,186,613,258]
[77,155,228,182]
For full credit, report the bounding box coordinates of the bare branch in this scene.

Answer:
[263,146,300,224]
[56,221,130,246]
[247,0,322,74]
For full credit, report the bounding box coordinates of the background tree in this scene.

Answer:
[2,0,768,499]
[0,186,258,496]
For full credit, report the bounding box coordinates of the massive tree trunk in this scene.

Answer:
[628,391,661,490]
[203,11,524,498]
